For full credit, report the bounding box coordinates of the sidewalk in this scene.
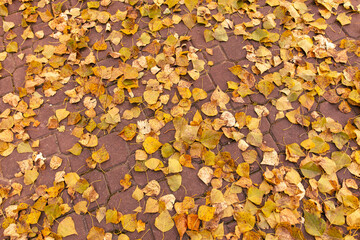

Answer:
[0,0,360,239]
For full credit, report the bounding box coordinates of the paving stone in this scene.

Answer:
[4,14,23,30]
[203,45,227,65]
[106,190,151,236]
[14,47,31,69]
[54,213,89,240]
[220,142,243,163]
[158,124,175,145]
[250,88,280,105]
[230,96,252,111]
[104,163,130,194]
[0,76,13,97]
[0,25,4,38]
[224,220,237,236]
[6,2,19,14]
[180,161,210,198]
[208,61,236,90]
[32,36,55,51]
[160,22,189,38]
[25,103,55,139]
[12,65,27,90]
[231,11,251,25]
[83,210,116,233]
[130,165,165,187]
[2,179,35,207]
[125,230,153,240]
[266,103,280,124]
[189,25,218,49]
[96,132,130,170]
[220,36,249,62]
[249,168,264,186]
[319,101,357,126]
[35,167,59,187]
[324,17,348,42]
[55,127,79,154]
[38,134,60,157]
[67,149,92,174]
[151,219,179,240]
[1,52,16,75]
[82,170,110,210]
[262,133,280,152]
[192,73,215,92]
[270,118,308,152]
[342,14,360,38]
[9,26,33,50]
[0,151,33,179]
[107,187,140,215]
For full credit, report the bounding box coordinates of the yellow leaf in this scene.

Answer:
[0,129,13,142]
[17,142,33,153]
[6,42,18,53]
[337,12,351,26]
[211,86,230,109]
[92,145,110,163]
[144,90,160,105]
[197,167,213,185]
[145,198,159,213]
[213,25,228,42]
[143,180,161,196]
[247,186,264,205]
[79,133,98,147]
[184,0,198,12]
[155,210,174,232]
[118,234,130,240]
[58,217,77,237]
[167,174,182,192]
[123,65,139,80]
[68,143,82,155]
[122,214,137,232]
[192,88,207,101]
[64,172,80,188]
[82,185,99,202]
[55,108,70,122]
[143,137,162,154]
[106,209,122,224]
[261,149,279,166]
[201,101,218,116]
[120,173,132,190]
[145,158,163,170]
[50,156,63,169]
[200,129,222,149]
[96,207,106,223]
[137,219,146,232]
[132,186,144,201]
[257,80,274,98]
[198,205,215,221]
[74,201,88,215]
[93,37,107,51]
[26,209,41,224]
[24,169,39,185]
[87,226,105,240]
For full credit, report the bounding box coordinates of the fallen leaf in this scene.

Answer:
[143,137,162,154]
[198,167,213,185]
[155,210,174,232]
[87,227,105,240]
[58,217,77,237]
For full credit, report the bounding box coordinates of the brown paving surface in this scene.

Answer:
[0,0,360,239]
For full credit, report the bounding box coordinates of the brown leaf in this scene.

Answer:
[174,214,187,240]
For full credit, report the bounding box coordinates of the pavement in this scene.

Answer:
[0,0,360,239]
